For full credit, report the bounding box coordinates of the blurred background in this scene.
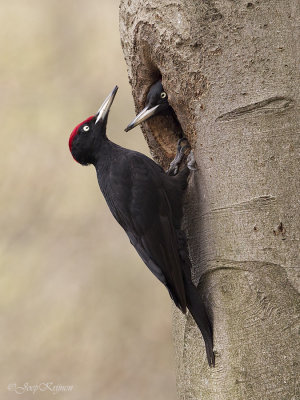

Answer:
[0,1,176,399]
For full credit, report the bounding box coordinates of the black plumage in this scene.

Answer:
[69,86,215,366]
[125,80,173,132]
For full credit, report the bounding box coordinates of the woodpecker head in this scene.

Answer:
[69,86,118,165]
[125,80,171,132]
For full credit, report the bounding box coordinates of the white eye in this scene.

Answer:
[160,92,167,99]
[83,125,90,132]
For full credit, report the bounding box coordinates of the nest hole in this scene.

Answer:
[140,69,185,168]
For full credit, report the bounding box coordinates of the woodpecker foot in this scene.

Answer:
[187,150,197,171]
[167,138,190,176]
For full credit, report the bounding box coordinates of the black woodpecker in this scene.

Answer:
[69,86,215,367]
[125,80,174,132]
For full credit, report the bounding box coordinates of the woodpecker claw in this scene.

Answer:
[187,150,197,171]
[167,138,192,176]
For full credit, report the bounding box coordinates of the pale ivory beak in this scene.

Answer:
[124,104,160,132]
[95,86,118,125]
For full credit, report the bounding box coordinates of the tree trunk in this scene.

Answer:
[119,1,300,399]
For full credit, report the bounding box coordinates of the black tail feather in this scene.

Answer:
[176,229,215,367]
[184,276,215,367]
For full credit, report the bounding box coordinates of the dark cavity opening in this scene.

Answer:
[140,68,185,168]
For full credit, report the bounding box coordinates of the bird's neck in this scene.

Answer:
[93,137,119,173]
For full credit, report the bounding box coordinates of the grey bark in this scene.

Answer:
[119,1,300,399]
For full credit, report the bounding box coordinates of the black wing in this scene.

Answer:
[100,151,187,312]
